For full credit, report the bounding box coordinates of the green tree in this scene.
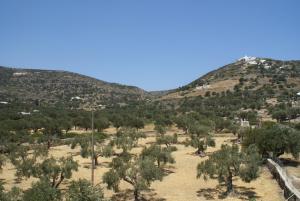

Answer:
[0,181,22,201]
[94,117,110,132]
[197,144,260,194]
[112,128,145,153]
[103,155,163,201]
[185,123,215,156]
[66,179,106,201]
[10,145,78,188]
[154,124,167,135]
[23,179,62,201]
[156,133,178,148]
[71,133,112,166]
[37,156,79,188]
[141,144,175,168]
[242,123,300,159]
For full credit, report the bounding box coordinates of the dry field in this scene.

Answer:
[0,128,284,201]
[160,79,239,100]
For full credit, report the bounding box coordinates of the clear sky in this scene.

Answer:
[0,1,299,91]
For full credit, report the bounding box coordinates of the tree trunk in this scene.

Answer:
[47,140,51,150]
[134,189,139,201]
[54,173,64,188]
[226,171,233,194]
[196,148,205,157]
[94,156,99,166]
[157,159,160,167]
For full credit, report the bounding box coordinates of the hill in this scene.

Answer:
[0,66,150,108]
[161,56,300,100]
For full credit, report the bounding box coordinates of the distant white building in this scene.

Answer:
[20,112,31,115]
[238,56,257,62]
[196,84,210,90]
[98,104,106,109]
[297,92,300,96]
[71,96,82,101]
[13,72,28,76]
[240,119,250,127]
[248,60,257,65]
[0,101,8,104]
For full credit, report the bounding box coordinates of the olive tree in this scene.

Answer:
[197,144,260,194]
[185,123,215,156]
[66,179,106,201]
[71,133,113,166]
[103,155,163,201]
[23,179,62,201]
[9,145,78,188]
[242,123,300,159]
[141,144,175,168]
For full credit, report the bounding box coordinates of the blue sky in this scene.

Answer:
[0,1,299,91]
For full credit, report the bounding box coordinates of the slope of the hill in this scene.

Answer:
[0,66,150,108]
[162,56,300,100]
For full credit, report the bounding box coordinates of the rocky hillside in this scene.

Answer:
[0,66,150,108]
[162,56,300,100]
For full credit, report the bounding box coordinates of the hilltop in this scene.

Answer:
[0,66,150,108]
[161,56,300,100]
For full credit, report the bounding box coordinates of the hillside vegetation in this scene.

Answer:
[0,66,149,108]
[162,57,300,100]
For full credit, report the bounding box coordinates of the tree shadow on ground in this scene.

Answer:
[111,189,166,201]
[280,158,300,167]
[82,161,110,169]
[197,184,260,200]
[162,168,175,176]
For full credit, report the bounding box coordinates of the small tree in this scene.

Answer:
[66,179,106,201]
[23,179,62,201]
[197,144,260,195]
[10,145,78,188]
[0,181,23,201]
[242,123,300,159]
[112,128,145,153]
[94,117,110,132]
[103,155,163,201]
[185,123,215,156]
[71,133,112,166]
[154,124,167,136]
[37,156,79,188]
[141,144,175,168]
[156,133,178,148]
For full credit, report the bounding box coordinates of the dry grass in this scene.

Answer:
[0,131,284,201]
[161,79,239,100]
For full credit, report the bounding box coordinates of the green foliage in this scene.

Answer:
[37,156,79,188]
[23,179,62,201]
[141,144,175,167]
[156,133,178,147]
[112,128,145,153]
[197,144,260,194]
[242,123,300,159]
[154,124,167,135]
[103,155,163,201]
[9,145,78,188]
[66,179,106,201]
[0,181,23,201]
[94,117,110,132]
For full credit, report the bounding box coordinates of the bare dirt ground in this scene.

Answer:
[160,79,239,100]
[0,130,284,201]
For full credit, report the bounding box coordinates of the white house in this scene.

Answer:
[71,96,82,101]
[20,112,31,115]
